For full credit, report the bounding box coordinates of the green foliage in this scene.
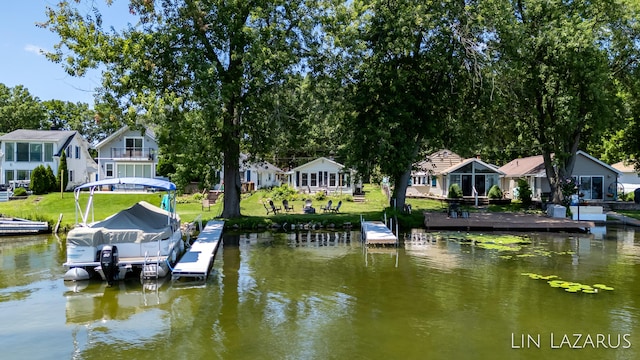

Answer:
[487,185,503,199]
[0,83,45,132]
[313,191,327,201]
[57,151,68,191]
[29,165,51,195]
[267,184,299,201]
[448,184,463,199]
[46,165,57,193]
[516,178,532,207]
[12,187,27,196]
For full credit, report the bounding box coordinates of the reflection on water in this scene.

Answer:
[1,228,640,359]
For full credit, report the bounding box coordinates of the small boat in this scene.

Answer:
[0,216,50,235]
[63,178,184,284]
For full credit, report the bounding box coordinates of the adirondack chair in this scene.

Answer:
[283,199,294,212]
[269,200,282,214]
[321,200,333,213]
[263,202,276,215]
[330,200,342,213]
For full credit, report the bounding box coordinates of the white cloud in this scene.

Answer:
[24,44,47,56]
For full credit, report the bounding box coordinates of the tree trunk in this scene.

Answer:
[391,167,411,211]
[221,100,242,218]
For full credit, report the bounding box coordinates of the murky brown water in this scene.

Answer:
[1,227,639,359]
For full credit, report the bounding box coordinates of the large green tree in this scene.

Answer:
[42,0,318,218]
[0,83,45,132]
[483,0,638,202]
[322,0,485,210]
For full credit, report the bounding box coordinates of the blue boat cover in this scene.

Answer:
[75,177,176,191]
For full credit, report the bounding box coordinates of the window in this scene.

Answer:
[301,173,308,187]
[4,170,14,184]
[330,173,336,187]
[30,143,42,162]
[431,176,437,187]
[116,163,153,178]
[125,137,143,157]
[44,143,53,162]
[5,143,14,161]
[106,163,114,177]
[310,173,317,187]
[69,170,74,183]
[17,170,30,180]
[16,143,29,162]
[75,146,80,159]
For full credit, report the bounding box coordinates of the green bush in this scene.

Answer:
[30,165,51,195]
[448,183,463,199]
[516,178,532,207]
[268,184,299,201]
[313,191,327,201]
[488,185,503,199]
[13,187,27,196]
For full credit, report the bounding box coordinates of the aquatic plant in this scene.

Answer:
[522,273,615,295]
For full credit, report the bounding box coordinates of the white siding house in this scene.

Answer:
[287,157,356,194]
[95,126,159,180]
[0,129,97,190]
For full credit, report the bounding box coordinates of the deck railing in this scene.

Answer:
[109,147,156,160]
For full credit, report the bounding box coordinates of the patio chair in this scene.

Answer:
[283,199,294,212]
[263,202,276,215]
[330,200,342,213]
[269,200,282,214]
[321,200,333,213]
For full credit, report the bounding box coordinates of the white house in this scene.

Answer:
[0,129,97,190]
[287,157,356,194]
[239,154,283,190]
[95,126,159,180]
[611,160,640,195]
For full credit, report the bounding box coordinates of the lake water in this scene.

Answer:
[1,227,639,360]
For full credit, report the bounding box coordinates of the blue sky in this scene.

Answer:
[0,1,133,105]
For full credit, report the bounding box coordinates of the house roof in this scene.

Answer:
[417,149,463,174]
[95,125,156,150]
[611,161,637,174]
[0,129,77,142]
[498,155,546,177]
[440,157,506,175]
[499,151,622,178]
[291,156,345,172]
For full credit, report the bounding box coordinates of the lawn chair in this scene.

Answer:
[330,200,342,213]
[269,200,282,214]
[283,199,294,212]
[263,202,276,215]
[321,200,333,213]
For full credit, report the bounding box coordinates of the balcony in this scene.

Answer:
[109,147,156,161]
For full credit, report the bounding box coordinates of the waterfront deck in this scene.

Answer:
[424,212,594,232]
[172,220,224,280]
[362,221,398,245]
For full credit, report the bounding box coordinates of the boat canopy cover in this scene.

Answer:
[75,177,177,191]
[67,201,180,247]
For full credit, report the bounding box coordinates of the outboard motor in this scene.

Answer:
[100,245,119,286]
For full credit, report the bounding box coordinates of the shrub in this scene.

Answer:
[487,185,503,199]
[448,183,463,199]
[46,165,57,192]
[268,184,299,201]
[516,178,532,207]
[30,165,50,195]
[13,187,27,196]
[313,191,327,201]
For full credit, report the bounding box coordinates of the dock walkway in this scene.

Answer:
[424,212,594,232]
[172,220,224,280]
[362,221,398,245]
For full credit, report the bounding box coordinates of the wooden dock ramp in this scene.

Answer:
[172,220,224,280]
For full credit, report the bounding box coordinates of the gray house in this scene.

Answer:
[499,150,621,201]
[95,126,159,180]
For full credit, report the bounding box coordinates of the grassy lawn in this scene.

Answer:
[0,184,448,231]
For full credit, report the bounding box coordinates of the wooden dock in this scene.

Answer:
[172,220,224,280]
[424,212,594,232]
[362,221,398,245]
